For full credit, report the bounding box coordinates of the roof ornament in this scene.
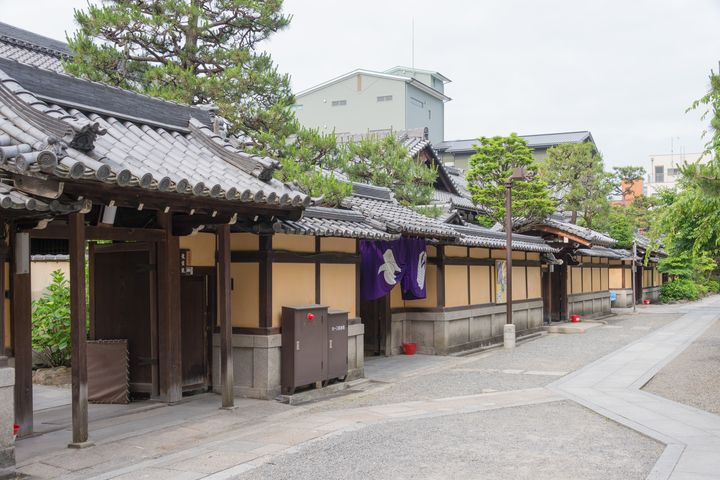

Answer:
[69,123,107,152]
[0,78,105,152]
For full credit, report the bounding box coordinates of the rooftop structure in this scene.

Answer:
[436,131,596,169]
[294,67,451,144]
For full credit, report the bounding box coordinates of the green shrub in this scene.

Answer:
[705,279,720,293]
[32,270,71,367]
[660,279,701,303]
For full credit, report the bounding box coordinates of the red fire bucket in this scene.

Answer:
[570,315,581,323]
[402,342,417,355]
[643,299,651,305]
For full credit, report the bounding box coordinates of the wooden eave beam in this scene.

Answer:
[60,181,303,220]
[28,225,167,242]
[527,225,592,247]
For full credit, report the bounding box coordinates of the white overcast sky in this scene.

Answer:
[2,0,719,169]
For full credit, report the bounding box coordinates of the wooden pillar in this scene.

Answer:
[0,239,6,357]
[217,224,234,408]
[11,226,32,437]
[157,211,182,403]
[68,212,91,447]
[436,246,446,307]
[258,234,272,330]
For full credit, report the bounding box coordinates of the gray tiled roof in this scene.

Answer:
[275,206,399,240]
[0,22,69,73]
[519,217,616,248]
[0,58,214,131]
[432,188,476,211]
[31,254,70,261]
[451,223,559,253]
[0,69,308,208]
[576,246,629,259]
[0,180,85,213]
[436,131,594,154]
[342,184,458,239]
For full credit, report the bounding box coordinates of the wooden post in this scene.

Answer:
[217,224,234,408]
[0,238,6,357]
[68,212,91,447]
[157,211,182,403]
[11,226,32,437]
[258,234,272,329]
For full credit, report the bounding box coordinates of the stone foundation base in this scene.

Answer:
[568,291,612,318]
[0,362,15,472]
[611,289,634,308]
[211,322,364,400]
[390,299,544,356]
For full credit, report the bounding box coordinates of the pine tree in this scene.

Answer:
[65,0,293,138]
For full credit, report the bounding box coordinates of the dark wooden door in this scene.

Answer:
[90,243,157,396]
[361,295,390,356]
[550,263,568,322]
[635,267,643,301]
[541,268,551,323]
[180,274,209,391]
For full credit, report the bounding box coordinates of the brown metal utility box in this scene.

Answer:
[327,309,348,382]
[281,305,328,394]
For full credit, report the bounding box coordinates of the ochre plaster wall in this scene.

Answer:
[470,265,491,304]
[592,268,601,292]
[272,263,315,327]
[231,232,258,251]
[31,261,70,301]
[274,234,314,252]
[445,246,467,258]
[445,265,469,307]
[512,266,527,300]
[230,263,259,328]
[179,232,216,266]
[320,263,356,317]
[527,266,541,299]
[582,267,592,293]
[609,268,624,288]
[469,247,490,259]
[320,237,356,253]
[571,266,582,294]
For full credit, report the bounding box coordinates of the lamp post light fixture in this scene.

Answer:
[504,167,529,349]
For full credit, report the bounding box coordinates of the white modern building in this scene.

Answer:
[647,152,707,195]
[293,67,451,144]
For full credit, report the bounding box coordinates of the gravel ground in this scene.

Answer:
[643,316,720,415]
[239,400,663,480]
[308,309,682,411]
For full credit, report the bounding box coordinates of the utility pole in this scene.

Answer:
[632,239,637,313]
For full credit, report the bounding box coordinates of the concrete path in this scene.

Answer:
[17,387,562,479]
[551,296,720,480]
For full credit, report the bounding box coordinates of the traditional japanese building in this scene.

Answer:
[518,216,618,321]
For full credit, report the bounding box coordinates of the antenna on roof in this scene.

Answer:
[411,18,415,70]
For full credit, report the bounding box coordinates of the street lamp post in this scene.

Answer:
[504,167,528,349]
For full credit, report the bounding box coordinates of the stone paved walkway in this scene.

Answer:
[17,387,562,479]
[551,296,720,480]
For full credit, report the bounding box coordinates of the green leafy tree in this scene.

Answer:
[32,270,72,367]
[591,205,634,248]
[342,134,437,206]
[540,142,613,227]
[466,134,554,227]
[65,0,293,138]
[252,121,351,206]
